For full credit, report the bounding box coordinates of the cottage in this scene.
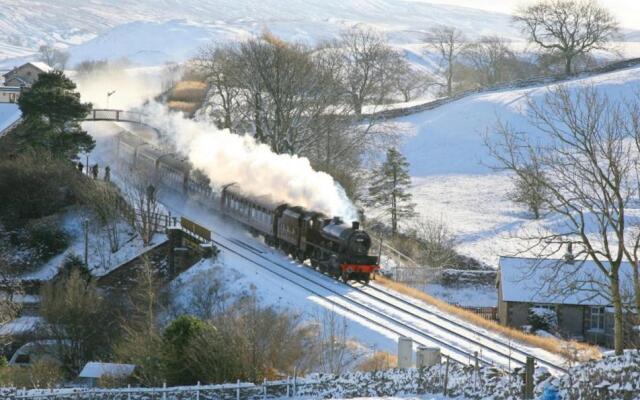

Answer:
[3,62,52,87]
[497,256,635,348]
[78,362,136,387]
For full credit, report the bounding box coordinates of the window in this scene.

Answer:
[588,306,605,331]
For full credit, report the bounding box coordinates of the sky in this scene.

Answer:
[417,0,640,29]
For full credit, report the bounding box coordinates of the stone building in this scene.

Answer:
[3,62,52,87]
[497,256,635,348]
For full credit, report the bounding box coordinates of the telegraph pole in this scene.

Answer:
[83,218,89,268]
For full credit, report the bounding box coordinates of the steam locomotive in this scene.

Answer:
[116,130,380,282]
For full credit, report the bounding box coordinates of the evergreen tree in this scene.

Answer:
[367,148,416,235]
[16,70,93,159]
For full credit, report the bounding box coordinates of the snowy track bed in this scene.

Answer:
[211,232,568,375]
[353,283,568,374]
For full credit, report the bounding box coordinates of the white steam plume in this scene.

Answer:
[74,66,358,221]
[144,102,359,221]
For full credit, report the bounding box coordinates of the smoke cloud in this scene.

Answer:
[144,102,359,220]
[75,67,358,221]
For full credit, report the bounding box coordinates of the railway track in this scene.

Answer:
[351,282,568,375]
[99,124,569,377]
[212,233,569,376]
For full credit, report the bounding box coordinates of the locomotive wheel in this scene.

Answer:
[363,274,370,285]
[296,251,305,262]
[341,271,349,282]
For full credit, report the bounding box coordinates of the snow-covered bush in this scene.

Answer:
[528,307,558,333]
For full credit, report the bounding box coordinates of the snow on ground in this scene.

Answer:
[0,103,21,134]
[0,0,525,66]
[20,207,165,281]
[391,65,640,268]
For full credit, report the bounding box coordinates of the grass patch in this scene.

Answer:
[374,275,601,363]
[169,81,208,103]
[167,101,200,115]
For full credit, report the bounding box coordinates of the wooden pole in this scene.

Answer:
[443,355,450,396]
[524,356,535,399]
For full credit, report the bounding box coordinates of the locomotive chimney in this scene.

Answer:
[333,216,342,224]
[352,221,360,230]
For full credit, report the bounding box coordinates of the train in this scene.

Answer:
[116,130,380,283]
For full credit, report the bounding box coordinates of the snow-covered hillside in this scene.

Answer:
[0,0,526,67]
[394,65,640,267]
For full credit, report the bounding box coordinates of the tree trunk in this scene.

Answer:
[354,101,362,117]
[447,68,453,97]
[564,55,573,76]
[611,273,625,355]
[634,261,640,329]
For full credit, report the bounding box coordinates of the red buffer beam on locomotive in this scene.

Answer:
[220,183,380,283]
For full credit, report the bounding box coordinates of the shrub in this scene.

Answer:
[528,307,558,333]
[25,221,69,261]
[0,152,81,226]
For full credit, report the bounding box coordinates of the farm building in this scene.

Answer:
[497,256,636,348]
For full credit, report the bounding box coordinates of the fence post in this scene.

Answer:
[293,367,297,397]
[196,381,200,400]
[443,355,450,396]
[128,384,131,400]
[524,356,535,399]
[236,379,241,400]
[263,378,267,400]
[162,382,167,400]
[286,376,290,397]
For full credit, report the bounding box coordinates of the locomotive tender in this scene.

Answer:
[116,130,380,282]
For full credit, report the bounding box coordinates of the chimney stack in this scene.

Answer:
[352,221,360,230]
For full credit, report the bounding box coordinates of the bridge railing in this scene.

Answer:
[87,109,145,124]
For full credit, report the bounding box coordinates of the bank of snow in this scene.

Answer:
[393,65,640,268]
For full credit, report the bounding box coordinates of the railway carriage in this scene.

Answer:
[221,184,286,242]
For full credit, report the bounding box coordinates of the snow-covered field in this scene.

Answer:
[393,65,640,268]
[0,0,524,67]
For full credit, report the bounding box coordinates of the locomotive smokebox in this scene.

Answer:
[352,221,360,230]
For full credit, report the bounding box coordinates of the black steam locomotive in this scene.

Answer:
[116,131,380,282]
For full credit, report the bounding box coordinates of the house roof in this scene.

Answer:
[2,62,52,78]
[498,256,635,306]
[79,362,136,379]
[27,62,53,73]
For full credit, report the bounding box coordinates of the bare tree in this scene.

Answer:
[336,27,399,115]
[313,309,354,375]
[195,44,241,131]
[37,45,70,70]
[411,217,458,268]
[491,86,635,354]
[390,57,434,102]
[424,25,469,97]
[514,0,618,75]
[40,269,119,375]
[467,36,521,86]
[486,121,549,219]
[123,172,161,246]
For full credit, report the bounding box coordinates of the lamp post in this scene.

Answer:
[106,90,116,108]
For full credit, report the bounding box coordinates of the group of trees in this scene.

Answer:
[22,260,358,387]
[195,28,424,196]
[425,0,619,96]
